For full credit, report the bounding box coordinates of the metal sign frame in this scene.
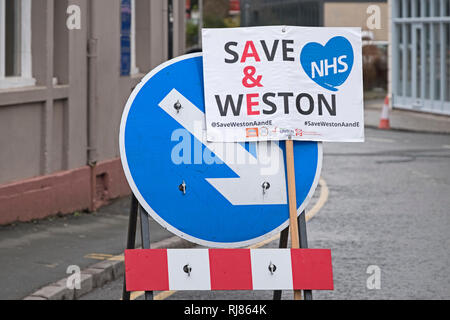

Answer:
[122,194,313,300]
[119,53,323,248]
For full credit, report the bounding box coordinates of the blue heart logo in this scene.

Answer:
[300,36,354,92]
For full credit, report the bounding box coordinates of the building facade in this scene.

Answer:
[324,0,388,43]
[390,0,450,115]
[0,0,186,224]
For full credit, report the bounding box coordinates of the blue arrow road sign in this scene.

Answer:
[119,53,322,248]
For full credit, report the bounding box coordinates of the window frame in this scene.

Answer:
[0,0,35,89]
[120,0,139,77]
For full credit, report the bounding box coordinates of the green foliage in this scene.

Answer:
[186,21,199,48]
[223,16,240,28]
[204,15,227,28]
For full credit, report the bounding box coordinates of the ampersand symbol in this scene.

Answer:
[242,66,263,88]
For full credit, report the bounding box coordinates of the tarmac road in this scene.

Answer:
[81,128,450,300]
[2,127,449,300]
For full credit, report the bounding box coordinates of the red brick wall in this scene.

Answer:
[0,158,131,225]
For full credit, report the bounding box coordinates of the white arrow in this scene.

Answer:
[158,88,287,205]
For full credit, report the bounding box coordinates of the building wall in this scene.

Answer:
[390,0,450,115]
[0,0,186,224]
[324,1,389,41]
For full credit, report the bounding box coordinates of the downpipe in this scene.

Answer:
[87,2,98,211]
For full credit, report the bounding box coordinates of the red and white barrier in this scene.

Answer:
[125,248,333,291]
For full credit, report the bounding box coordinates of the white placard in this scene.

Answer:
[250,249,293,290]
[167,249,211,290]
[202,26,364,142]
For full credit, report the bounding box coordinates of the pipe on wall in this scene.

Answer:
[87,0,98,211]
[168,0,173,59]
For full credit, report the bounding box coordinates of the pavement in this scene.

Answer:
[0,99,449,300]
[364,98,450,135]
[0,196,193,300]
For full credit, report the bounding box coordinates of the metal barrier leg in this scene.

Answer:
[273,226,289,300]
[139,204,154,300]
[298,210,313,300]
[122,195,139,300]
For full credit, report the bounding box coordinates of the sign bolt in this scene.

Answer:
[179,180,187,195]
[262,181,270,195]
[183,264,192,276]
[268,262,277,275]
[174,100,182,113]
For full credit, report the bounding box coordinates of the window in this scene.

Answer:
[392,0,450,115]
[0,0,35,89]
[120,0,139,76]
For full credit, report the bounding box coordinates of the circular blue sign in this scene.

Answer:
[119,53,322,248]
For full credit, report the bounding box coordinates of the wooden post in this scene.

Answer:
[285,139,303,300]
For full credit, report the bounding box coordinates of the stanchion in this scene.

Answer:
[122,195,138,300]
[122,194,153,300]
[272,211,313,300]
[298,209,313,300]
[273,227,288,300]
